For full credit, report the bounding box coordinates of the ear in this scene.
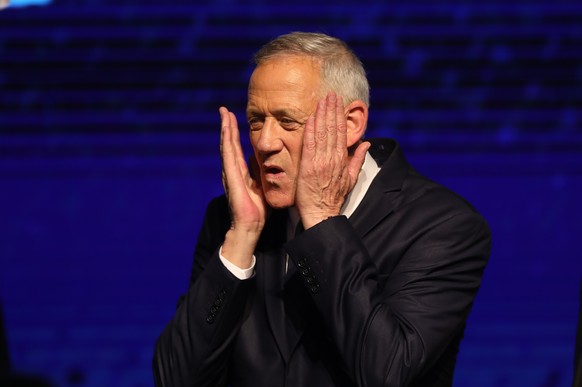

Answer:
[344,100,368,148]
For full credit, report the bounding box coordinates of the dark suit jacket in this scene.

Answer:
[153,139,491,387]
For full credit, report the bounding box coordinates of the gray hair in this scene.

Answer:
[253,32,370,107]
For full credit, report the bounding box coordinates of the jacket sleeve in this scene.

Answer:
[153,196,255,387]
[284,208,491,387]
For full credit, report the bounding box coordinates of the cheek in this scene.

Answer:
[285,133,304,168]
[249,132,259,148]
[290,152,303,176]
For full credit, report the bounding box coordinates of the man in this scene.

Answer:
[154,32,491,387]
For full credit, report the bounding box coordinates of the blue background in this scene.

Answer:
[0,0,581,386]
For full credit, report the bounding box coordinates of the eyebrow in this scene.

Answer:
[246,108,305,118]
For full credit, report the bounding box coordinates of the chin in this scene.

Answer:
[264,190,294,209]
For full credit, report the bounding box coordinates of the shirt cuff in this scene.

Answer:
[219,246,256,280]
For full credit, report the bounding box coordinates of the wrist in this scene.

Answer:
[221,228,261,268]
[300,211,340,229]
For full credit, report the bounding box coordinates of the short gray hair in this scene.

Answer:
[253,32,370,107]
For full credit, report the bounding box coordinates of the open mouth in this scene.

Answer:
[266,166,282,174]
[263,165,284,179]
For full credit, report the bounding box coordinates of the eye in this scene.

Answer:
[279,117,300,130]
[248,116,263,131]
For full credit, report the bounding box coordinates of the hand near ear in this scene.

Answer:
[295,92,370,229]
[219,106,267,268]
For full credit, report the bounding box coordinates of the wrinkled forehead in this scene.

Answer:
[246,55,324,114]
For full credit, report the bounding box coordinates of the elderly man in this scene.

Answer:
[154,32,490,387]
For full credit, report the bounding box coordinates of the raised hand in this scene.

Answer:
[219,107,267,268]
[295,93,370,229]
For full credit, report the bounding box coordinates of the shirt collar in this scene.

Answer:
[341,151,381,219]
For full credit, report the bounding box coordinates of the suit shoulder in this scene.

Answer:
[400,168,484,221]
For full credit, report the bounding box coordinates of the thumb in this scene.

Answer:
[347,141,371,186]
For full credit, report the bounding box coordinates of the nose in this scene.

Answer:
[253,117,283,155]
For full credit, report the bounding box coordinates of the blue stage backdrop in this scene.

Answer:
[0,1,581,386]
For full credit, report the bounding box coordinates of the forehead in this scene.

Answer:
[250,55,321,83]
[247,55,322,112]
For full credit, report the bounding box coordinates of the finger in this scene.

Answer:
[219,107,232,169]
[347,141,371,187]
[303,115,316,157]
[314,97,327,152]
[219,107,233,194]
[336,95,347,153]
[221,108,237,167]
[229,111,249,176]
[219,106,228,158]
[220,107,244,194]
[325,92,337,154]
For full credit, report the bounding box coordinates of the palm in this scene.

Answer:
[220,107,267,232]
[295,93,369,229]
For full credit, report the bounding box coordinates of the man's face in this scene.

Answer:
[247,55,321,209]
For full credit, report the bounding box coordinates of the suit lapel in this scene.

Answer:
[349,139,409,237]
